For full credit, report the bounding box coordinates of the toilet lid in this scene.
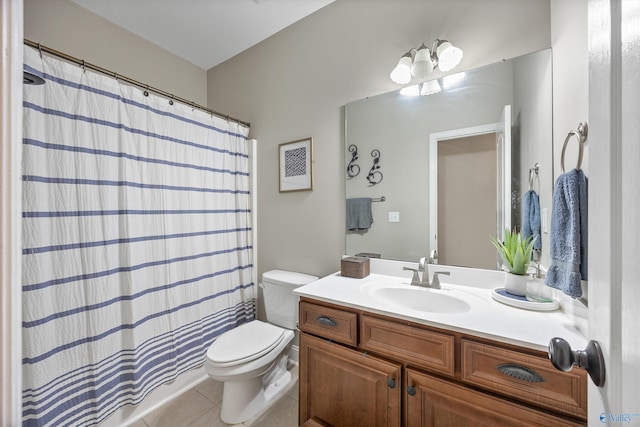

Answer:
[207,321,286,367]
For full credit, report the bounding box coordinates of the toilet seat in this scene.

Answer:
[207,321,286,367]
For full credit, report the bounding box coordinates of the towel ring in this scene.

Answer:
[561,122,588,173]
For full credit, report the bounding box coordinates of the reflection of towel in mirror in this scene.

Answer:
[522,190,541,250]
[545,169,588,298]
[346,198,373,231]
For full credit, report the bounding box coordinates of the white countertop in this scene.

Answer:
[294,259,588,353]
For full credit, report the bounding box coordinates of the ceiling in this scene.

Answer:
[71,0,335,70]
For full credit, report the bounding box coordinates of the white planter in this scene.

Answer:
[504,272,528,296]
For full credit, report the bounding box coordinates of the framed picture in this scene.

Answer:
[279,137,314,192]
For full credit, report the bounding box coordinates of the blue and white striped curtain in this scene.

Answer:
[22,46,255,426]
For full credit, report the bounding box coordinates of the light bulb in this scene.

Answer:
[400,84,420,96]
[420,80,441,96]
[436,41,463,72]
[390,54,412,84]
[410,44,433,78]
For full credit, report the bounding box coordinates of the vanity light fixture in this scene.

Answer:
[399,80,442,97]
[390,39,463,84]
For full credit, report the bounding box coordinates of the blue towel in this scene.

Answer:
[522,190,541,250]
[346,198,373,231]
[545,169,588,298]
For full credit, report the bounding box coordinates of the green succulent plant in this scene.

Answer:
[490,228,535,275]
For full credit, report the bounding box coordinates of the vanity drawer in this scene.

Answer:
[299,301,358,346]
[360,315,455,377]
[461,339,587,420]
[406,369,585,427]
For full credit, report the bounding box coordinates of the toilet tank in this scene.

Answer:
[262,270,318,329]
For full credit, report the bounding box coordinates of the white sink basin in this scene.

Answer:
[371,287,471,313]
[362,281,489,314]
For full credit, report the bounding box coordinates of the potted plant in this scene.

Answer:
[491,228,535,296]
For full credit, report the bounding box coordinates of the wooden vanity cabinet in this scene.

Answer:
[298,297,587,427]
[299,333,401,427]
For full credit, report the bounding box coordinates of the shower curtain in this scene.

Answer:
[21,47,254,426]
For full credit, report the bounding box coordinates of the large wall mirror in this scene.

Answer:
[345,49,553,270]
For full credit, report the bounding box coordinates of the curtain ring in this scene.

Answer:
[561,130,584,173]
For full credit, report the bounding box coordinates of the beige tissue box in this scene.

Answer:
[341,256,370,278]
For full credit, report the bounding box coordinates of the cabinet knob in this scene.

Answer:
[315,315,337,327]
[387,378,396,389]
[407,385,416,396]
[548,337,606,387]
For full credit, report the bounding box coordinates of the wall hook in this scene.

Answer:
[347,144,360,178]
[366,149,383,185]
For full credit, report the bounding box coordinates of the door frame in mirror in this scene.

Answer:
[428,118,510,267]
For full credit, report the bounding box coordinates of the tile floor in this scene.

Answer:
[129,367,298,427]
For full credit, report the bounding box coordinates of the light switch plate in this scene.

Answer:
[388,211,400,222]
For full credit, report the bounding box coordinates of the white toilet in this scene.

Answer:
[205,269,318,424]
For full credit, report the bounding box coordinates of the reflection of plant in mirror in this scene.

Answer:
[491,229,535,275]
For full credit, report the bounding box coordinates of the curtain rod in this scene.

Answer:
[24,39,251,128]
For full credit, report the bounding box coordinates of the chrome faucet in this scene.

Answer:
[403,257,450,289]
[430,271,450,289]
[418,256,428,282]
[403,267,422,286]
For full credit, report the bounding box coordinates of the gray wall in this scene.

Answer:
[24,0,207,105]
[206,0,552,278]
[551,0,589,180]
[549,0,589,319]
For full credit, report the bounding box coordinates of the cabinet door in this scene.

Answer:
[300,333,401,427]
[405,369,585,427]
